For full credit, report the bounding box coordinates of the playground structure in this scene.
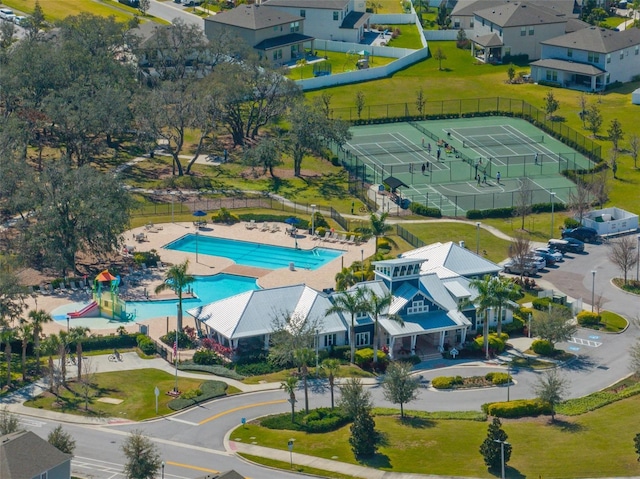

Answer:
[66,270,135,322]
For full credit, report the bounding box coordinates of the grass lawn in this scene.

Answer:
[232,394,640,477]
[239,454,356,479]
[241,364,375,385]
[374,0,405,14]
[3,0,134,22]
[383,24,423,49]
[24,369,217,421]
[285,54,395,81]
[597,310,628,332]
[599,15,628,29]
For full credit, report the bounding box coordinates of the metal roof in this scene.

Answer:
[401,241,502,277]
[380,310,459,336]
[207,4,302,30]
[541,26,640,54]
[443,280,472,299]
[531,58,605,75]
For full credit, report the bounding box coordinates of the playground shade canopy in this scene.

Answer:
[95,270,116,282]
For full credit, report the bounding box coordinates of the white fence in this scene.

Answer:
[423,30,459,41]
[312,39,415,59]
[370,13,417,24]
[296,47,430,90]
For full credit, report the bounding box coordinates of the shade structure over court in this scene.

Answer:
[384,176,408,193]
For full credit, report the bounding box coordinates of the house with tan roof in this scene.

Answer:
[204,4,314,65]
[470,1,580,62]
[530,26,640,91]
[189,241,510,360]
[263,0,370,43]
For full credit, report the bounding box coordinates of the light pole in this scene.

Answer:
[528,312,532,339]
[476,222,481,254]
[494,439,509,479]
[550,192,556,239]
[311,204,316,237]
[161,462,165,479]
[361,249,364,269]
[636,234,640,281]
[506,361,511,402]
[195,226,199,263]
[315,328,319,376]
[591,270,596,313]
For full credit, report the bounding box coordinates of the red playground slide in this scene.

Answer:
[68,301,98,318]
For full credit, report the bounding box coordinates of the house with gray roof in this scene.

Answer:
[530,26,640,91]
[263,0,370,43]
[470,1,580,62]
[0,430,71,479]
[189,242,510,360]
[204,4,314,65]
[450,0,579,31]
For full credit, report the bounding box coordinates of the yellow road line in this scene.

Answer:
[165,461,219,473]
[198,399,286,425]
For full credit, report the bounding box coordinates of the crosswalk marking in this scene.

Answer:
[568,337,602,348]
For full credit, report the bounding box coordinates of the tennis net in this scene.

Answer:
[346,142,427,158]
[463,135,544,149]
[408,121,439,142]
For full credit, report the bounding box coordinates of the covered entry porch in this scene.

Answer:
[471,33,504,64]
[530,59,607,92]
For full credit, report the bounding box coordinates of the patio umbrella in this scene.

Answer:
[192,210,207,217]
[285,217,301,225]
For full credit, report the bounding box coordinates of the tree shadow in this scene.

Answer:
[267,176,291,193]
[397,415,435,429]
[550,418,585,433]
[358,451,392,469]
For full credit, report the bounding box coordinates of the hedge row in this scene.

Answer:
[557,382,640,416]
[177,362,245,380]
[73,334,138,352]
[484,399,552,418]
[577,311,601,326]
[485,372,511,385]
[238,213,311,230]
[136,334,156,355]
[167,380,228,410]
[466,202,567,220]
[261,408,349,433]
[431,376,464,389]
[409,202,442,218]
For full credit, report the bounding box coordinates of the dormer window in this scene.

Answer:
[407,299,428,314]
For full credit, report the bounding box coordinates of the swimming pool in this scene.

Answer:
[164,234,343,270]
[51,274,259,329]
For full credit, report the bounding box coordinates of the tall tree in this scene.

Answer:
[322,358,341,409]
[281,375,299,422]
[462,275,495,359]
[629,134,640,169]
[544,90,559,120]
[566,179,592,223]
[334,267,357,292]
[578,93,588,127]
[381,361,420,418]
[362,289,403,364]
[0,258,27,328]
[27,309,52,374]
[325,287,368,364]
[0,328,16,388]
[509,233,532,279]
[369,212,395,253]
[243,137,282,178]
[492,277,521,335]
[533,369,569,422]
[479,418,512,471]
[69,326,91,380]
[339,378,379,457]
[293,347,314,414]
[338,377,373,420]
[607,235,638,284]
[48,425,76,455]
[531,306,577,349]
[121,430,162,479]
[16,322,33,382]
[585,103,603,137]
[40,334,61,395]
[607,118,624,151]
[514,177,533,230]
[268,311,319,368]
[284,101,351,177]
[155,260,194,332]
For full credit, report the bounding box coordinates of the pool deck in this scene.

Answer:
[30,221,375,344]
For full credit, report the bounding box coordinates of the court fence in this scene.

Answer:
[331,97,603,163]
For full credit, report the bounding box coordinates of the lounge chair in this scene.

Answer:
[338,234,348,243]
[329,232,339,243]
[261,222,270,232]
[321,231,330,242]
[69,281,78,292]
[346,235,356,245]
[40,284,50,296]
[270,224,281,233]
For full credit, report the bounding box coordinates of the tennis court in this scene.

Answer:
[339,117,593,217]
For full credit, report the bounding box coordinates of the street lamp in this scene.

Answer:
[636,234,640,282]
[315,328,319,376]
[311,204,316,237]
[550,192,556,239]
[506,361,511,402]
[591,270,596,313]
[528,312,532,339]
[361,249,364,269]
[476,222,481,254]
[494,439,509,479]
[195,226,199,263]
[161,462,165,479]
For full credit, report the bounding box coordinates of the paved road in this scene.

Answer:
[148,0,204,28]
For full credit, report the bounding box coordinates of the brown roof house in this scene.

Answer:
[0,431,72,479]
[531,26,640,91]
[204,4,314,65]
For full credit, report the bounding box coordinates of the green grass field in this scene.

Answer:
[231,394,640,478]
[285,54,395,81]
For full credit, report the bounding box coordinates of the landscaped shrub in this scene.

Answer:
[473,333,508,354]
[136,334,156,355]
[181,388,202,400]
[532,297,552,311]
[531,202,567,214]
[193,349,223,365]
[261,408,350,432]
[355,348,388,369]
[564,217,581,229]
[431,376,464,389]
[211,207,240,224]
[409,202,442,218]
[233,361,279,376]
[502,315,525,335]
[160,330,196,349]
[78,334,138,352]
[167,380,228,410]
[178,363,244,380]
[577,311,601,326]
[485,399,552,418]
[531,339,554,356]
[485,372,511,385]
[133,249,160,267]
[329,345,351,360]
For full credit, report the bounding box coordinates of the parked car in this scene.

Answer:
[534,247,563,262]
[13,15,27,25]
[503,260,537,276]
[548,238,585,254]
[531,249,557,266]
[0,8,15,20]
[561,226,599,243]
[525,254,546,270]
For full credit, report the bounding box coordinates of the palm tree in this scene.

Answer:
[281,375,299,422]
[462,275,496,359]
[363,289,403,364]
[28,309,52,374]
[294,347,315,414]
[492,277,521,335]
[322,358,341,409]
[69,326,91,380]
[40,335,61,396]
[325,287,367,364]
[57,331,70,385]
[16,323,33,382]
[369,212,395,253]
[335,267,357,291]
[155,260,195,332]
[0,328,16,388]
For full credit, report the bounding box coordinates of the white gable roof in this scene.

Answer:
[401,241,502,277]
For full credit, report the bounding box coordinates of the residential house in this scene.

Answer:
[263,0,370,43]
[204,4,314,64]
[471,1,578,62]
[450,0,579,31]
[0,430,72,479]
[189,241,512,360]
[530,26,640,91]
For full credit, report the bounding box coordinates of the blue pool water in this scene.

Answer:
[51,274,259,329]
[164,234,343,270]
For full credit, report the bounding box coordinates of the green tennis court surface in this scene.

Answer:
[338,117,593,217]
